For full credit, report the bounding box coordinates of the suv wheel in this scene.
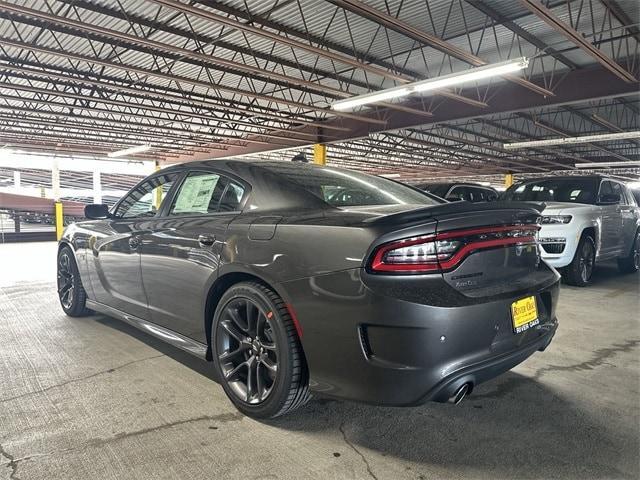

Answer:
[565,234,596,287]
[211,282,310,418]
[618,230,640,274]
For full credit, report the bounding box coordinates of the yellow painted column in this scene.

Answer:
[504,173,514,188]
[55,201,64,241]
[154,160,162,210]
[313,144,327,166]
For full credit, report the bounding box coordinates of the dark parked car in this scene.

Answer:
[58,161,559,418]
[416,182,499,202]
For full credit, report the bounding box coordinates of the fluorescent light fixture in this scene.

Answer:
[331,57,529,111]
[108,144,151,158]
[504,131,640,150]
[575,160,640,168]
[379,173,402,178]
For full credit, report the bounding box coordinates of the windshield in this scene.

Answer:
[503,178,599,204]
[264,164,443,207]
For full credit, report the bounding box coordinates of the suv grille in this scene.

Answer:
[542,243,565,254]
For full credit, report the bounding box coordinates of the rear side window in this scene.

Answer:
[263,164,441,207]
[219,182,245,212]
[420,183,451,198]
[485,189,498,201]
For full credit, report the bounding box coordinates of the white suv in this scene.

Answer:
[503,176,640,286]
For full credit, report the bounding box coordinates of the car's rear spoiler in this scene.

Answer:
[367,201,546,226]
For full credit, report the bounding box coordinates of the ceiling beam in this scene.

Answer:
[0,36,383,127]
[55,0,374,92]
[519,0,637,82]
[599,0,640,43]
[0,81,322,143]
[0,2,353,100]
[187,66,639,161]
[325,0,554,97]
[521,113,633,162]
[464,0,579,69]
[149,0,406,83]
[0,62,349,132]
[152,0,486,109]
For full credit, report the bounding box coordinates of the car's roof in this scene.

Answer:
[513,175,604,184]
[420,182,496,188]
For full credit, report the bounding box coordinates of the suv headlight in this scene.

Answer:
[541,215,572,224]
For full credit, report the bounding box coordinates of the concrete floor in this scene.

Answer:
[1,242,638,480]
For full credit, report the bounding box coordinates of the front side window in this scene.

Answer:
[115,172,178,219]
[623,187,637,206]
[504,178,599,204]
[610,181,624,203]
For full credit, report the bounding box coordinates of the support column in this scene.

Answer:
[93,170,102,204]
[154,160,162,210]
[51,158,61,201]
[504,173,514,188]
[52,158,63,240]
[55,201,64,241]
[313,144,327,166]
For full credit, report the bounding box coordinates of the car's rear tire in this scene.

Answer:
[617,230,640,274]
[57,245,91,317]
[564,234,596,287]
[211,282,310,419]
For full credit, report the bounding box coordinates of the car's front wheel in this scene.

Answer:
[211,282,310,418]
[57,245,91,316]
[564,234,596,287]
[618,230,640,274]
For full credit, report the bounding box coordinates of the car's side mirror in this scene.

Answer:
[84,204,111,219]
[597,193,621,205]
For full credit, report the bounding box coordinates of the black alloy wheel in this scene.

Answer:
[565,235,596,287]
[618,230,640,274]
[57,246,90,316]
[58,251,75,310]
[217,297,278,404]
[212,282,310,418]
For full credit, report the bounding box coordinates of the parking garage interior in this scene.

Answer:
[1,1,639,479]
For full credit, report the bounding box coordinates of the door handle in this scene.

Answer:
[128,237,141,249]
[198,234,216,247]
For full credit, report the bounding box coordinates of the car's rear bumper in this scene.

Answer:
[420,326,556,403]
[279,268,560,406]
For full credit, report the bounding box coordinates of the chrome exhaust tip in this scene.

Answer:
[448,383,471,405]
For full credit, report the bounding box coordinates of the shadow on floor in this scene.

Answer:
[94,314,220,383]
[561,260,639,288]
[271,372,633,479]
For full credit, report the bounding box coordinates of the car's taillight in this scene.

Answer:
[369,224,540,274]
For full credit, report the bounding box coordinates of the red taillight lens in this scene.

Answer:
[368,225,540,274]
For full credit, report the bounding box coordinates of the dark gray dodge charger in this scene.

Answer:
[58,160,559,418]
